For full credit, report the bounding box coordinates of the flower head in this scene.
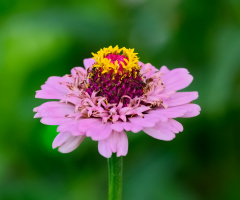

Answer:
[87,46,144,106]
[34,45,200,158]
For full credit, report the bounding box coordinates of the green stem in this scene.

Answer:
[108,153,123,200]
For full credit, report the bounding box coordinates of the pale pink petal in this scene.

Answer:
[138,61,144,67]
[110,121,124,132]
[83,58,95,70]
[140,62,158,79]
[148,103,200,120]
[110,121,143,133]
[34,101,75,125]
[161,68,193,91]
[165,92,199,107]
[128,114,160,127]
[181,104,201,118]
[98,131,128,158]
[159,65,170,73]
[149,107,186,119]
[35,76,69,99]
[33,101,74,118]
[40,117,72,125]
[70,67,87,77]
[169,119,183,132]
[58,136,85,153]
[78,118,102,132]
[142,112,168,123]
[57,120,85,136]
[62,96,82,105]
[86,121,112,141]
[33,112,41,118]
[122,122,143,133]
[52,132,71,148]
[143,119,183,141]
[53,132,86,153]
[77,118,112,140]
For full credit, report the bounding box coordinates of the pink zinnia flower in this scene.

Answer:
[34,46,200,158]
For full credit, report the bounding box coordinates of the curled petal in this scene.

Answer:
[98,131,128,158]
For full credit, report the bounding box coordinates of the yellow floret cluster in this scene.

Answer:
[92,45,140,75]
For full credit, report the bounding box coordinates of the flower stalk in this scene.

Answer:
[108,154,123,200]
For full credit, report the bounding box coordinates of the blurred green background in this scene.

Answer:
[0,0,240,199]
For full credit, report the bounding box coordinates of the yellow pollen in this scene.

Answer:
[134,71,138,78]
[92,45,140,75]
[104,99,108,105]
[120,74,127,81]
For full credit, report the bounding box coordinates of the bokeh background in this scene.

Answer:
[0,0,240,199]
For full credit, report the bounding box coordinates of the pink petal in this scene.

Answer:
[110,122,124,132]
[166,92,199,107]
[143,119,183,141]
[35,76,69,99]
[159,65,170,73]
[40,117,72,125]
[148,103,200,119]
[142,112,168,122]
[77,118,112,140]
[57,120,85,136]
[62,96,82,105]
[70,67,87,77]
[34,102,75,125]
[34,101,74,118]
[161,68,193,91]
[110,121,143,133]
[169,119,183,132]
[86,121,112,141]
[53,132,85,153]
[78,118,102,132]
[139,62,158,79]
[128,114,160,127]
[52,132,71,148]
[181,104,201,118]
[83,58,95,70]
[98,131,128,158]
[138,61,144,67]
[148,107,184,119]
